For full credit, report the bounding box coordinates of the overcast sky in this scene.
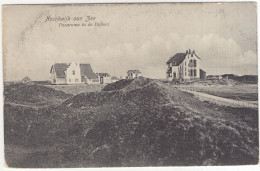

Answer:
[3,3,257,81]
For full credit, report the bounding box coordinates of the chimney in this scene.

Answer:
[189,49,191,54]
[186,50,188,54]
[193,50,195,54]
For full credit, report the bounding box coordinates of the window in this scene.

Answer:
[191,54,193,57]
[75,78,79,82]
[72,70,75,75]
[191,70,193,76]
[188,59,197,67]
[194,69,197,77]
[81,76,86,82]
[173,72,176,78]
[188,59,192,67]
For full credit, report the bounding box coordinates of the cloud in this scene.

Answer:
[5,32,257,81]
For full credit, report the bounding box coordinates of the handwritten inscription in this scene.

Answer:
[44,15,109,27]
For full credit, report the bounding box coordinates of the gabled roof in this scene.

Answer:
[194,53,201,60]
[166,53,186,65]
[96,73,110,77]
[167,51,201,66]
[80,64,98,79]
[51,63,69,78]
[21,76,31,82]
[127,70,142,74]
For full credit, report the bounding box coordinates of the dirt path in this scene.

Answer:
[5,102,48,109]
[178,88,258,109]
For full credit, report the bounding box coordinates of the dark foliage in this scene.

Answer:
[4,83,72,105]
[4,77,259,167]
[222,74,258,83]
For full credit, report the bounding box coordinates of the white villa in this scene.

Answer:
[50,62,100,84]
[166,49,206,81]
[126,70,142,79]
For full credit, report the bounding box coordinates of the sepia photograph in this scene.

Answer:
[2,2,259,168]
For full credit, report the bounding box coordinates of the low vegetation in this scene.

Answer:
[45,84,105,95]
[4,83,72,106]
[4,77,259,167]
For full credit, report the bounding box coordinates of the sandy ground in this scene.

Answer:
[176,84,258,101]
[179,88,258,109]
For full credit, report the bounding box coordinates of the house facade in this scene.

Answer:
[126,70,142,79]
[166,49,206,81]
[96,73,112,84]
[50,62,100,84]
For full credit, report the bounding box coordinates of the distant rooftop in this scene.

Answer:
[127,70,142,74]
[96,73,110,77]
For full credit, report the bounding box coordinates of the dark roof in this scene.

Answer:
[51,63,69,78]
[127,70,142,74]
[96,73,110,77]
[80,64,98,79]
[166,53,187,65]
[21,77,31,82]
[194,53,201,60]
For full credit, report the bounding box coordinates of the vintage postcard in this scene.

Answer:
[2,2,258,168]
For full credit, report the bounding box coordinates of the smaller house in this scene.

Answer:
[96,73,112,84]
[21,77,32,84]
[127,70,142,79]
